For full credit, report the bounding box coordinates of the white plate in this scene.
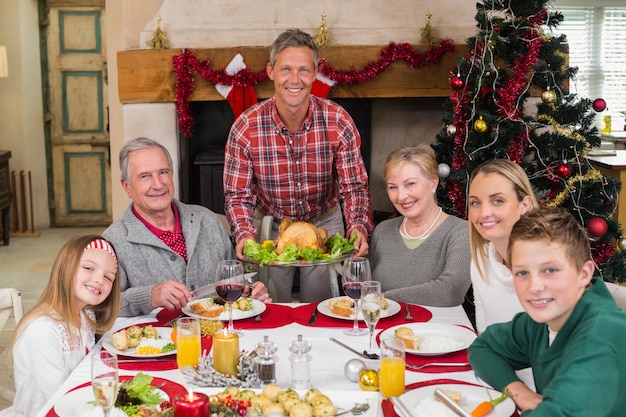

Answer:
[54,385,168,417]
[102,326,176,358]
[401,383,515,417]
[379,323,476,356]
[182,298,267,321]
[317,296,401,321]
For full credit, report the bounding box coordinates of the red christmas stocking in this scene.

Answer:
[311,72,336,98]
[215,53,258,119]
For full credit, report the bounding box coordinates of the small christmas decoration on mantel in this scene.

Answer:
[421,13,436,45]
[147,17,169,50]
[315,12,330,47]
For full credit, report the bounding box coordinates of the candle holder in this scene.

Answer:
[173,391,210,417]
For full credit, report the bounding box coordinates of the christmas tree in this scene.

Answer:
[432,0,626,281]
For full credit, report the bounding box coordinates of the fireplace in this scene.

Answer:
[179,99,373,214]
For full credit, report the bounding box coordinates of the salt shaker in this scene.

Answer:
[255,335,278,385]
[288,334,312,389]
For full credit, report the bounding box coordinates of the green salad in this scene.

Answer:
[244,232,357,266]
[115,373,167,416]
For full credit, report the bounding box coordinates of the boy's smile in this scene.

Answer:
[510,239,594,332]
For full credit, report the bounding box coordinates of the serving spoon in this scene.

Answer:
[335,403,370,416]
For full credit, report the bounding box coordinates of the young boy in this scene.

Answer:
[468,207,626,416]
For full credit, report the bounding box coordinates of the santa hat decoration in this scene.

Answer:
[215,53,258,119]
[311,71,336,98]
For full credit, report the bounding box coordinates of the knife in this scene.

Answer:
[308,306,319,324]
[434,388,472,417]
[190,272,257,300]
[390,396,415,417]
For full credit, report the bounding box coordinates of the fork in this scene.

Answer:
[405,362,470,370]
[404,303,414,321]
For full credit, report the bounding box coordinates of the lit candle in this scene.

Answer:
[173,391,209,417]
[212,329,240,376]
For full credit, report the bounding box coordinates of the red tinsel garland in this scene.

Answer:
[173,40,455,137]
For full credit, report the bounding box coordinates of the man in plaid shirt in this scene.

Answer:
[224,28,374,303]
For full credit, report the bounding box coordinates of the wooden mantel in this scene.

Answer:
[117,45,469,104]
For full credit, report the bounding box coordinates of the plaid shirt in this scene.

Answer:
[224,95,373,243]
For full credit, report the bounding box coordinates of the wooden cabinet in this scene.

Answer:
[0,150,11,246]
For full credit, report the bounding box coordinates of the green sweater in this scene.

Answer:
[469,277,626,416]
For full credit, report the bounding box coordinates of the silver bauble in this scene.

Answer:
[438,163,451,178]
[446,125,457,136]
[344,358,367,382]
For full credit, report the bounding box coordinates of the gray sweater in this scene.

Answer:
[369,215,471,306]
[103,199,234,316]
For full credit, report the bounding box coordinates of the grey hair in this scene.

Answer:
[119,137,173,183]
[269,28,319,70]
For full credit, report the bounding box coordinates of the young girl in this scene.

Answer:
[8,235,120,416]
[467,159,538,334]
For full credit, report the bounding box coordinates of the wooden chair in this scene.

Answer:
[0,288,23,405]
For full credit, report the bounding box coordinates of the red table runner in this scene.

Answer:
[155,303,293,328]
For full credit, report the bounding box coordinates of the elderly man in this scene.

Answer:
[104,137,270,316]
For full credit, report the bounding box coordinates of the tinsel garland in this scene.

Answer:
[173,39,455,136]
[544,170,603,207]
[590,240,616,268]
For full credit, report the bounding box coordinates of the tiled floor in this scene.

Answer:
[0,226,104,410]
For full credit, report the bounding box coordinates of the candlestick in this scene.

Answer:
[173,391,209,417]
[212,330,240,376]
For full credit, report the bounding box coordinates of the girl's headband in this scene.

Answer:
[84,238,117,266]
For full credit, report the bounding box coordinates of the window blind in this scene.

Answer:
[557,6,626,127]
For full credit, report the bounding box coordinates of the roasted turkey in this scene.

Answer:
[274,218,329,254]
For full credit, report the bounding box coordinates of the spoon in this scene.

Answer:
[335,403,370,416]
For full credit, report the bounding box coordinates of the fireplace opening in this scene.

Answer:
[179,98,373,214]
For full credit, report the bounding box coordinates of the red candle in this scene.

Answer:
[173,391,210,417]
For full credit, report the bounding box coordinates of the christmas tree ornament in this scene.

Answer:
[446,124,457,136]
[147,17,169,50]
[592,98,607,112]
[420,13,436,45]
[358,369,379,391]
[344,359,367,382]
[619,236,626,251]
[438,163,451,178]
[450,75,464,90]
[556,163,571,178]
[541,88,556,103]
[473,117,488,133]
[315,12,330,47]
[587,217,608,238]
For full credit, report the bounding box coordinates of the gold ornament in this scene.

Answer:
[358,369,379,391]
[420,13,436,45]
[474,117,488,133]
[541,88,556,103]
[147,17,169,50]
[315,12,330,47]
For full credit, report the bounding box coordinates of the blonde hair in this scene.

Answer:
[384,144,439,182]
[468,159,538,281]
[7,235,120,366]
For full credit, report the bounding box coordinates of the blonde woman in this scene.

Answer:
[369,145,471,306]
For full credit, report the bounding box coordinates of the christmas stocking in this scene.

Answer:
[311,72,336,98]
[215,53,258,119]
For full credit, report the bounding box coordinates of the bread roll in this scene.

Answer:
[329,298,353,317]
[110,329,130,350]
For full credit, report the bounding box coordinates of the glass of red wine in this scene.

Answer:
[342,256,370,336]
[214,259,245,335]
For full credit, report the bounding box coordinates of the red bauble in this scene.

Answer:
[587,217,608,238]
[592,98,607,112]
[556,163,571,178]
[451,76,465,90]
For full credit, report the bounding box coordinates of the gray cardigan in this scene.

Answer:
[103,199,234,316]
[369,215,471,306]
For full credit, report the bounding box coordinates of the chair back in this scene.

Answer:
[0,288,24,331]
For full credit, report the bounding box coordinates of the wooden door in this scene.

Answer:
[46,3,110,226]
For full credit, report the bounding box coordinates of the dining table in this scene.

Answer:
[35,301,515,417]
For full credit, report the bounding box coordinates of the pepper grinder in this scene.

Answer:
[288,334,312,389]
[255,335,278,385]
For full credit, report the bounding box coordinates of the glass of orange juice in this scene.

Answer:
[379,336,405,398]
[176,317,201,371]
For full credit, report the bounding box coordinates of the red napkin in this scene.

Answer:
[290,302,432,328]
[156,308,182,326]
[155,303,293,328]
[381,379,520,417]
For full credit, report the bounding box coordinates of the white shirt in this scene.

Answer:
[12,311,95,417]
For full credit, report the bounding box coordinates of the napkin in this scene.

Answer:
[290,302,432,328]
[155,303,293,328]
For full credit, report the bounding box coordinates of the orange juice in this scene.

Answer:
[379,357,405,398]
[176,334,201,370]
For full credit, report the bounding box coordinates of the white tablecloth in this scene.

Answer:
[36,304,480,417]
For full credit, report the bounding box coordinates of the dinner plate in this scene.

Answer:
[53,376,184,417]
[102,326,176,358]
[317,296,401,320]
[243,252,352,267]
[182,298,267,321]
[400,383,515,417]
[378,323,476,356]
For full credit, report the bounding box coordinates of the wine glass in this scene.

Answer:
[215,259,246,335]
[360,280,382,351]
[342,257,370,336]
[91,350,119,417]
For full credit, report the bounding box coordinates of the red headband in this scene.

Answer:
[84,238,117,266]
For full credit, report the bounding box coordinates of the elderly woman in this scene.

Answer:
[368,145,471,306]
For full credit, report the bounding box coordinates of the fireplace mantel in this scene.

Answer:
[117,45,469,104]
